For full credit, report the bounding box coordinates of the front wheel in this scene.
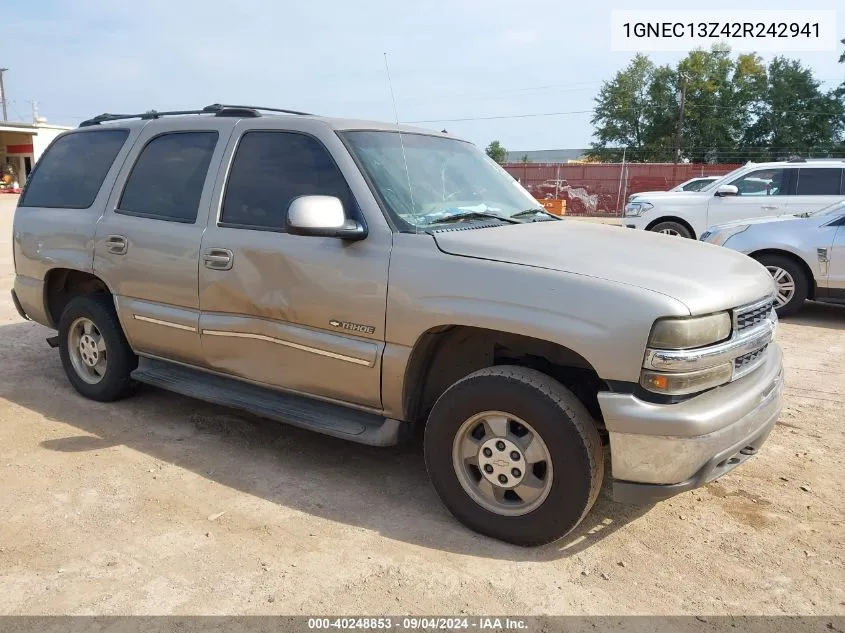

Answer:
[649,221,692,239]
[424,366,604,546]
[753,254,809,317]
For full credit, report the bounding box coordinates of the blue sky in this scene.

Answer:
[2,0,842,150]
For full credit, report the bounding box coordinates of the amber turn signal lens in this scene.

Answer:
[640,363,733,396]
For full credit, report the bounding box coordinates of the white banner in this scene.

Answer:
[610,10,838,52]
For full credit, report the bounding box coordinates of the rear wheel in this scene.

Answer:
[58,293,138,401]
[753,254,809,317]
[424,366,604,546]
[649,220,692,239]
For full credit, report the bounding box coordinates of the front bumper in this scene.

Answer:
[622,215,646,230]
[599,343,784,504]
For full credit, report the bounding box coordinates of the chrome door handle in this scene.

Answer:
[761,205,779,211]
[203,248,233,271]
[105,234,128,255]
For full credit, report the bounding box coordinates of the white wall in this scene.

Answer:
[32,126,69,162]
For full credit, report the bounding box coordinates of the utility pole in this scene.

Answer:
[0,68,8,121]
[674,75,687,164]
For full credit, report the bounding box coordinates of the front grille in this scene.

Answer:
[734,343,769,373]
[735,299,774,332]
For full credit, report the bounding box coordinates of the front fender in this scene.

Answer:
[381,235,689,418]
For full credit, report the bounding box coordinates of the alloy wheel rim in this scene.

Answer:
[765,266,796,308]
[452,411,553,517]
[658,228,681,236]
[68,317,108,384]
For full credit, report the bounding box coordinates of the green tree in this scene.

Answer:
[485,140,507,163]
[587,54,676,162]
[677,47,768,162]
[520,154,531,164]
[748,57,845,159]
[588,45,844,163]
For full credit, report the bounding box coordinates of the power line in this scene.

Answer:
[406,109,595,123]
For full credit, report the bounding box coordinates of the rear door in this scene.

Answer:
[93,119,231,366]
[785,167,845,216]
[706,167,796,227]
[197,121,391,408]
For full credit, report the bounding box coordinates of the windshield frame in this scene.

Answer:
[698,165,752,193]
[338,129,544,233]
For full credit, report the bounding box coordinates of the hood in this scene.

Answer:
[432,221,774,315]
[629,191,710,206]
[707,213,812,231]
[630,189,702,199]
[628,190,664,200]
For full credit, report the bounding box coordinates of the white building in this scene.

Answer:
[1,119,71,188]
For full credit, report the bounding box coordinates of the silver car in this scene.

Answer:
[700,199,845,316]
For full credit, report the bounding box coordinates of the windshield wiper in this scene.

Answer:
[425,211,521,225]
[511,208,561,221]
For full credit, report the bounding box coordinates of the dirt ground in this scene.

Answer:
[0,195,843,616]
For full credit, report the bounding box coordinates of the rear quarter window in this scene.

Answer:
[19,129,129,209]
[795,168,844,196]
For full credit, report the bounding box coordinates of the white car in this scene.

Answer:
[624,160,845,239]
[628,176,721,201]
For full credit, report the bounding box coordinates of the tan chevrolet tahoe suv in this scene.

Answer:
[11,104,784,545]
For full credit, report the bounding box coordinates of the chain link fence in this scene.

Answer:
[503,162,742,216]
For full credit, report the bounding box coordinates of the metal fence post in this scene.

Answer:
[555,164,560,199]
[616,147,627,215]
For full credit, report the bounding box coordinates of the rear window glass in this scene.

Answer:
[796,168,844,196]
[117,131,218,223]
[20,130,129,209]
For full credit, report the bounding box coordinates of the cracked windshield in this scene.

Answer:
[342,131,556,230]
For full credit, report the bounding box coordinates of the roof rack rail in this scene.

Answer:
[787,155,806,163]
[78,103,312,128]
[203,103,313,116]
[79,109,209,127]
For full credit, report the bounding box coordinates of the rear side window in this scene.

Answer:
[220,131,355,231]
[19,130,128,209]
[796,168,844,196]
[118,131,218,223]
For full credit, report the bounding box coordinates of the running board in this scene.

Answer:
[131,358,405,446]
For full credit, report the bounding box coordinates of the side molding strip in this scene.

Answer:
[201,329,372,367]
[133,315,197,332]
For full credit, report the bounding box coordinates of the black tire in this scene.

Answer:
[424,366,604,546]
[649,220,693,239]
[58,293,138,402]
[753,253,809,318]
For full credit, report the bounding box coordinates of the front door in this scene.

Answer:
[825,223,845,296]
[707,167,796,228]
[94,120,231,366]
[198,125,391,408]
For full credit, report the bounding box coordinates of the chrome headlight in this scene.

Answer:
[704,225,749,246]
[648,312,732,350]
[640,312,733,395]
[624,201,653,217]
